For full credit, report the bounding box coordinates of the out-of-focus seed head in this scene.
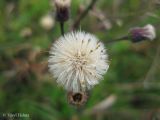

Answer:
[54,0,71,22]
[40,15,55,30]
[129,24,156,42]
[20,27,32,38]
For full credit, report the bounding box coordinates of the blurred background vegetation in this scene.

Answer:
[0,0,160,120]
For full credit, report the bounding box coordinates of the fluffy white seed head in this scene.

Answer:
[143,24,156,40]
[48,31,109,93]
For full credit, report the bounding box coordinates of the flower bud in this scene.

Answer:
[54,0,71,22]
[129,24,156,42]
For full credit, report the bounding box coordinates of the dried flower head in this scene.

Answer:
[54,0,71,22]
[48,31,109,93]
[129,24,156,42]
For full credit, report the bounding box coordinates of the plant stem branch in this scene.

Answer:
[105,36,129,44]
[72,0,98,30]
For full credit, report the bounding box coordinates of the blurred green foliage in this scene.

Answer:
[0,0,160,120]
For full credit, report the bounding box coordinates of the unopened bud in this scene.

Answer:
[54,0,71,22]
[129,24,156,42]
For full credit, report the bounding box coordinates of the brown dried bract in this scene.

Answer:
[67,91,89,106]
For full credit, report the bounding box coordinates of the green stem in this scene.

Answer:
[60,22,64,36]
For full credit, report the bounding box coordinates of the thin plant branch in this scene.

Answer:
[72,0,98,30]
[104,36,129,44]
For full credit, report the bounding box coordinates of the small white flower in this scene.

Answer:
[48,31,109,93]
[143,24,156,40]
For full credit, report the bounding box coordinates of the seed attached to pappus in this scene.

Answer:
[48,31,109,106]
